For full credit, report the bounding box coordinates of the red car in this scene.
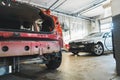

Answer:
[0,0,63,75]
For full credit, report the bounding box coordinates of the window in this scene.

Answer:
[100,22,112,32]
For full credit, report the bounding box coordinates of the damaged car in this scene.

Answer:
[0,0,63,75]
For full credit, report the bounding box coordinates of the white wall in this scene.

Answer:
[111,0,120,16]
[52,12,91,43]
[90,20,100,33]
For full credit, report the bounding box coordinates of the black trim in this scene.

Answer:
[112,14,120,75]
[112,14,120,59]
[0,37,58,41]
[0,29,54,34]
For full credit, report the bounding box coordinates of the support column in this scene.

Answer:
[112,0,120,75]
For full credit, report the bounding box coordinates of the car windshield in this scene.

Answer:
[84,32,103,38]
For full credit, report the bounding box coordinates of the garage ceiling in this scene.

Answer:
[16,0,109,18]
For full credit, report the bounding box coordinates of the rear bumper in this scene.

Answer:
[0,41,60,57]
[69,47,86,52]
[69,43,94,52]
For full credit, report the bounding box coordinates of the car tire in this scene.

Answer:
[45,51,62,70]
[72,52,79,55]
[92,43,104,56]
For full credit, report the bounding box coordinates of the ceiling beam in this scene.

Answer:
[53,10,95,21]
[72,0,107,15]
[48,0,59,10]
[52,0,67,10]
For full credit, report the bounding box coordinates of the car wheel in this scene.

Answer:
[92,43,104,56]
[45,51,62,70]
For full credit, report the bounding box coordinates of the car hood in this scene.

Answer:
[70,37,101,43]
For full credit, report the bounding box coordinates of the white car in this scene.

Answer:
[69,32,113,56]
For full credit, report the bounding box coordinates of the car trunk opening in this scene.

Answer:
[0,1,55,33]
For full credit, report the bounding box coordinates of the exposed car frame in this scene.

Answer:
[0,0,63,75]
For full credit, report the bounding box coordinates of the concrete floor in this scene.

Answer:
[0,52,118,80]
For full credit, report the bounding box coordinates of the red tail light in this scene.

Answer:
[65,44,70,50]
